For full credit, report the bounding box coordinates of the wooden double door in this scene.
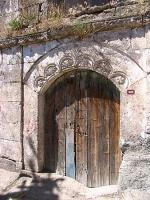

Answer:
[44,70,121,187]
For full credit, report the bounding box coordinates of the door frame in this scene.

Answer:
[23,41,144,175]
[41,69,121,186]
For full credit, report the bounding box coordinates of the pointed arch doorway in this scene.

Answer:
[44,70,121,187]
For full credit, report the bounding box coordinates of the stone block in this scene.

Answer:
[0,0,18,15]
[145,49,150,72]
[23,40,60,76]
[0,47,21,82]
[23,62,34,77]
[127,49,147,72]
[119,147,150,191]
[23,85,41,172]
[0,139,22,162]
[45,40,60,53]
[0,82,21,102]
[131,28,146,50]
[24,134,39,171]
[145,25,150,49]
[0,158,21,171]
[24,85,38,124]
[23,40,60,64]
[0,122,21,142]
[95,29,131,51]
[2,46,21,65]
[23,43,46,64]
[0,101,21,141]
[0,64,21,83]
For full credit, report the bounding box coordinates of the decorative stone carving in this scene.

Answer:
[34,76,46,87]
[110,71,129,87]
[76,54,94,68]
[94,59,112,76]
[59,55,75,70]
[34,53,114,89]
[44,63,57,78]
[33,49,130,91]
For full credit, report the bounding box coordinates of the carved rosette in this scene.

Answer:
[33,51,129,91]
[76,54,94,69]
[44,63,57,78]
[94,59,112,76]
[59,55,75,70]
[34,76,46,88]
[110,71,129,88]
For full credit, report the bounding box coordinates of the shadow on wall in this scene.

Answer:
[0,136,64,200]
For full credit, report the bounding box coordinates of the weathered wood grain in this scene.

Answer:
[44,70,121,187]
[76,72,88,184]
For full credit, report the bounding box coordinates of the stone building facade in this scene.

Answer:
[0,0,150,191]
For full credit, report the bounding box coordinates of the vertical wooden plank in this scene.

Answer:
[55,79,66,176]
[114,88,121,184]
[75,71,88,185]
[66,126,75,178]
[109,84,121,184]
[87,72,100,187]
[44,70,121,187]
[44,87,56,172]
[65,75,76,179]
[100,78,110,186]
[98,77,108,186]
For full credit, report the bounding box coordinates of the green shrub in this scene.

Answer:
[8,18,23,31]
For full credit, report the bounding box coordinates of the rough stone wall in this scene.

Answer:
[1,25,150,181]
[0,0,150,38]
[0,46,22,171]
[21,26,150,192]
[1,0,150,192]
[0,0,19,30]
[0,0,47,33]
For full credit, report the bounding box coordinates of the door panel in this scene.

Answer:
[87,73,101,187]
[55,81,66,175]
[76,72,88,184]
[44,70,121,187]
[109,86,120,184]
[65,76,76,178]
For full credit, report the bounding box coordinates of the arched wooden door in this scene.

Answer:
[44,70,121,187]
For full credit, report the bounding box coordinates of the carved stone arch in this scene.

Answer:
[23,41,146,172]
[24,41,144,94]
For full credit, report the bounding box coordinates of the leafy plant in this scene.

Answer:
[8,18,23,31]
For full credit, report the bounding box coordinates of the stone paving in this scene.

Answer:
[0,169,19,192]
[0,169,150,200]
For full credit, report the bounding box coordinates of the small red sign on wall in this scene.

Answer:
[127,90,135,95]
